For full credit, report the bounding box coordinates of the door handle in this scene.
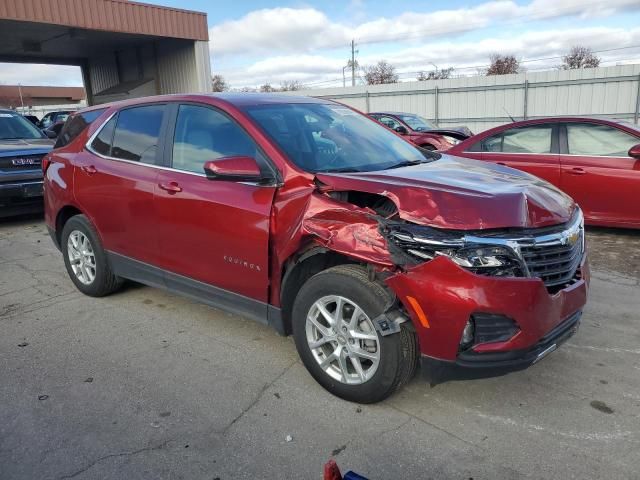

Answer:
[568,167,586,175]
[81,165,97,175]
[158,181,182,194]
[496,162,507,166]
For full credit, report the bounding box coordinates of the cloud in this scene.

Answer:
[0,63,83,87]
[209,0,640,55]
[221,26,640,88]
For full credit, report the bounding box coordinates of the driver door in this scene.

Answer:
[154,103,277,311]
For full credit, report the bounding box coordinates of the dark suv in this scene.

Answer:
[0,109,53,217]
[44,94,589,403]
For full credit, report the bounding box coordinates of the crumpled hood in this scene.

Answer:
[315,155,575,230]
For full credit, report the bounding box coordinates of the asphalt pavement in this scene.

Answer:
[1,216,639,479]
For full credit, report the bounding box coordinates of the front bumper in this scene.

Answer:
[0,180,44,217]
[420,310,581,383]
[385,254,589,383]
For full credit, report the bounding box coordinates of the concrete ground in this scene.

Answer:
[0,216,639,480]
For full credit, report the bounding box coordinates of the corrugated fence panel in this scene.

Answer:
[298,64,640,132]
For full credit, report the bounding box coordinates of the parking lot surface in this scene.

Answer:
[1,216,639,480]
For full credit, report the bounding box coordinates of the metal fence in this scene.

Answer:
[296,64,640,133]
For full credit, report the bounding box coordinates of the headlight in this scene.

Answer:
[384,224,525,277]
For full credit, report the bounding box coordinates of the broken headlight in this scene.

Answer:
[384,224,525,277]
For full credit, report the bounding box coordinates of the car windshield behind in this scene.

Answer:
[397,114,436,132]
[244,103,432,173]
[0,112,44,140]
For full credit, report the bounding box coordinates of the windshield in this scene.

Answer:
[398,114,436,132]
[0,112,44,140]
[244,103,431,173]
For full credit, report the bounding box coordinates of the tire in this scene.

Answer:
[61,214,122,297]
[292,265,417,403]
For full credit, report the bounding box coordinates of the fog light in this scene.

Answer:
[460,319,475,349]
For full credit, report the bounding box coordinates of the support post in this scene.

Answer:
[434,86,439,125]
[80,60,94,106]
[523,79,529,120]
[365,90,370,113]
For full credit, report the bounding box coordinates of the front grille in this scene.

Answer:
[519,228,584,292]
[0,154,43,171]
[383,208,585,294]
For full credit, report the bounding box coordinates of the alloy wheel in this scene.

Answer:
[67,230,96,285]
[305,295,380,385]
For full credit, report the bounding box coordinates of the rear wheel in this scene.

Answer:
[61,215,122,297]
[292,265,417,403]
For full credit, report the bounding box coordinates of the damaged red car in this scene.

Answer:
[44,94,589,403]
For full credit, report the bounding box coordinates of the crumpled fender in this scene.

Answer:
[268,180,395,307]
[301,194,393,266]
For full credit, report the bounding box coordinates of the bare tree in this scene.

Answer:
[259,83,277,93]
[561,46,601,69]
[279,80,305,91]
[416,67,454,81]
[486,54,520,75]
[211,74,229,92]
[364,60,399,85]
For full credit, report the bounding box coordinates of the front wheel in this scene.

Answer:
[292,265,417,403]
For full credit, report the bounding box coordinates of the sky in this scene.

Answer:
[1,0,639,90]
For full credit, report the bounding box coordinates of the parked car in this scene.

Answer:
[38,110,71,130]
[22,114,40,126]
[42,119,66,139]
[448,117,640,229]
[368,111,470,150]
[44,95,588,403]
[0,109,54,217]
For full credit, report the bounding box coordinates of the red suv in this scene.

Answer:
[44,94,589,403]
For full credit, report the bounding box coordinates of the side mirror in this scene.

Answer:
[629,144,640,160]
[203,156,265,183]
[43,129,57,139]
[395,125,408,135]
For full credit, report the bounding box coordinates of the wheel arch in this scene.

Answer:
[55,205,84,246]
[279,247,358,335]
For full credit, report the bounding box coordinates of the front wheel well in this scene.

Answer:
[55,205,83,245]
[280,249,357,335]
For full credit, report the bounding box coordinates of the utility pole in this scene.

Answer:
[351,39,356,87]
[18,83,24,112]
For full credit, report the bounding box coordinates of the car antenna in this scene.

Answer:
[502,107,516,123]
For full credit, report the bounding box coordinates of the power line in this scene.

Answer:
[302,44,640,88]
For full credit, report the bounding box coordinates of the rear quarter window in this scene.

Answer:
[55,109,107,148]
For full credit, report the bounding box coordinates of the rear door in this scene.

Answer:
[75,104,168,268]
[154,102,276,307]
[559,122,640,226]
[479,123,561,187]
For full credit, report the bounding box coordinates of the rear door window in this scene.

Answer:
[566,123,639,157]
[55,109,107,148]
[482,125,553,153]
[90,116,117,156]
[111,105,165,164]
